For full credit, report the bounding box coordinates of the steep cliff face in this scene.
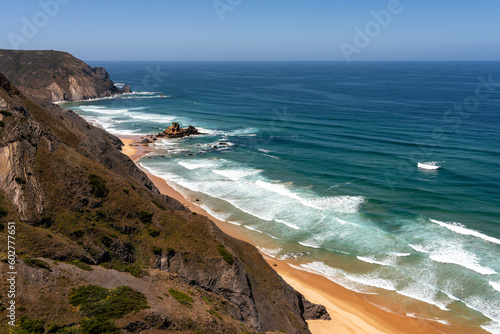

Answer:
[0,71,330,333]
[0,49,130,102]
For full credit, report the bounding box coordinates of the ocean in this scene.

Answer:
[61,61,500,333]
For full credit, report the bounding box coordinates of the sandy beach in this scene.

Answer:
[119,136,454,334]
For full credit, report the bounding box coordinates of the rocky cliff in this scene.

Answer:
[0,66,329,333]
[0,49,131,102]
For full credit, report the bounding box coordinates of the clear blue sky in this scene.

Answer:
[1,0,499,61]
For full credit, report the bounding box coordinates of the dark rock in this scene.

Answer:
[157,122,200,139]
[121,85,132,93]
[140,138,152,144]
[301,295,331,320]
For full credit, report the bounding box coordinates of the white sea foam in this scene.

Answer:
[397,284,450,311]
[428,242,497,275]
[357,255,397,266]
[257,247,282,258]
[393,252,411,257]
[482,321,500,334]
[128,113,177,124]
[349,274,397,291]
[406,313,450,325]
[303,196,364,213]
[199,204,231,222]
[298,238,322,249]
[258,148,272,153]
[490,281,500,293]
[430,219,500,246]
[178,160,222,170]
[409,244,430,253]
[275,219,301,230]
[260,153,280,159]
[212,168,262,181]
[463,297,500,327]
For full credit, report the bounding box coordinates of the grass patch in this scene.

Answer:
[70,285,149,321]
[202,296,214,306]
[151,199,165,210]
[138,210,153,224]
[217,245,234,266]
[88,174,109,198]
[168,288,194,306]
[100,262,144,278]
[24,258,52,271]
[208,308,222,320]
[66,260,93,271]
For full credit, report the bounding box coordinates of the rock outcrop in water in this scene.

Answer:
[158,122,200,138]
[0,55,329,333]
[0,49,131,102]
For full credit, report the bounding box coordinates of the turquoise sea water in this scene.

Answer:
[62,61,500,333]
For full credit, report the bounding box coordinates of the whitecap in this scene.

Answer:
[298,238,322,249]
[357,255,397,266]
[178,160,221,170]
[428,242,496,275]
[430,219,500,246]
[397,284,450,311]
[257,247,282,258]
[490,281,500,293]
[212,168,262,181]
[275,219,301,230]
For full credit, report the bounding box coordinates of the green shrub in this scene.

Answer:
[165,247,175,255]
[69,285,149,320]
[14,176,26,184]
[217,245,234,265]
[0,120,4,127]
[152,246,162,256]
[138,210,153,224]
[123,188,129,194]
[80,318,118,334]
[88,174,109,198]
[168,288,194,306]
[0,110,12,116]
[67,260,93,271]
[24,258,52,271]
[15,316,45,334]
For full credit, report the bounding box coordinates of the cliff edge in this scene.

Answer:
[0,49,131,102]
